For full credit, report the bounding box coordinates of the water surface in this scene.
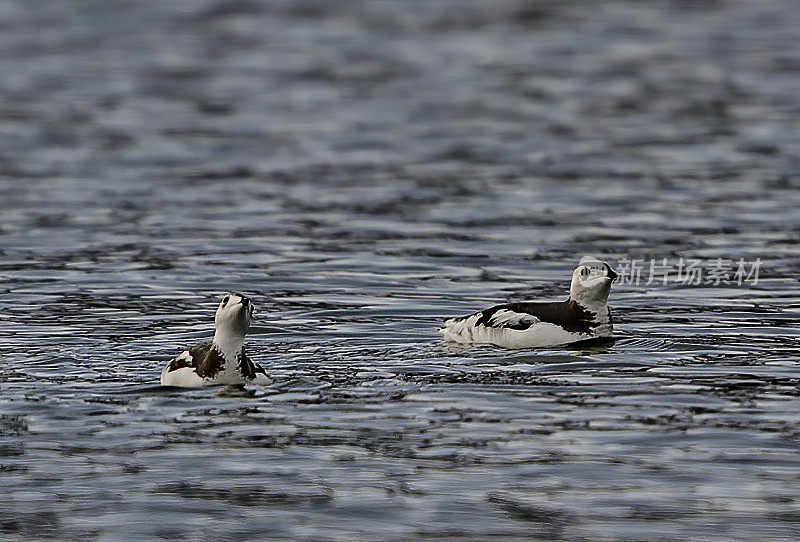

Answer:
[1,1,800,540]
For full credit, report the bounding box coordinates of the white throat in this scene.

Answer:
[212,329,245,359]
[569,275,612,309]
[571,297,609,324]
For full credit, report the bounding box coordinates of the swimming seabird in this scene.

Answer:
[440,257,617,348]
[160,293,270,387]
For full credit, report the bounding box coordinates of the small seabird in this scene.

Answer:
[160,293,270,387]
[440,257,617,349]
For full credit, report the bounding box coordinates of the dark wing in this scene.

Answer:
[195,346,225,379]
[165,342,213,373]
[474,304,542,330]
[237,347,268,380]
[470,300,595,332]
[505,300,594,333]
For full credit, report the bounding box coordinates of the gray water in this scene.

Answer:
[2,1,800,540]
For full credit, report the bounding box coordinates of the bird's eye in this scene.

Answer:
[581,267,590,278]
[221,296,230,307]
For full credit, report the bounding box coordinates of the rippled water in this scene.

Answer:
[2,1,800,540]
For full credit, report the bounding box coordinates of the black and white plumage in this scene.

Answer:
[440,257,618,349]
[160,293,270,387]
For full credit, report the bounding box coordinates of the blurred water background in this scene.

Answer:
[1,1,800,540]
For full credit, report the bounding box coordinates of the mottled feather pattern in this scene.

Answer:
[237,347,268,379]
[195,345,226,379]
[164,343,268,383]
[166,342,212,372]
